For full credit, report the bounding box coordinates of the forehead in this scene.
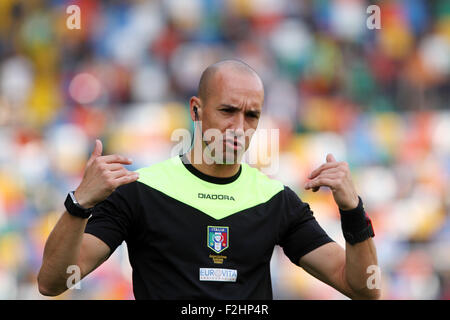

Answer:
[210,68,264,106]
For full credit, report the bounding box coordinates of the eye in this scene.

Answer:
[246,112,260,119]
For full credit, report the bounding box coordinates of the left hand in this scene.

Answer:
[305,154,359,211]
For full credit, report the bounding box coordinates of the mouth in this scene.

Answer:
[224,138,244,150]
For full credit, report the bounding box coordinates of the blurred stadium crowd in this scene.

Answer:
[0,0,449,299]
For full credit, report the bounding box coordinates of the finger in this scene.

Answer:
[326,153,336,163]
[93,139,103,157]
[309,167,342,178]
[308,162,340,179]
[110,168,131,179]
[311,174,341,192]
[308,168,342,191]
[305,173,342,190]
[87,139,103,166]
[101,154,133,165]
[106,163,126,172]
[305,177,335,191]
[113,172,140,187]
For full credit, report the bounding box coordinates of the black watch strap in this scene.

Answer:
[64,191,93,219]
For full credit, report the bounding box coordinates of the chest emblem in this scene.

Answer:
[207,226,229,253]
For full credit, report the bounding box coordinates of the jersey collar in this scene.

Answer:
[179,154,242,185]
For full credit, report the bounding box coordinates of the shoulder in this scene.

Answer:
[240,162,285,197]
[135,156,181,177]
[260,180,311,213]
[241,163,310,201]
[135,155,183,186]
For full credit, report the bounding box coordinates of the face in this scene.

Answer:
[194,68,265,164]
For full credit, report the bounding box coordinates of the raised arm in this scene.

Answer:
[301,154,380,299]
[37,139,139,296]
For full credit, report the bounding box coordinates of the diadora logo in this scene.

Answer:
[198,193,235,201]
[207,226,229,254]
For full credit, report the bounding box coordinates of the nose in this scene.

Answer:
[225,115,245,147]
[230,113,245,135]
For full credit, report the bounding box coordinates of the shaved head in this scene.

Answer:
[198,59,263,104]
[188,59,265,169]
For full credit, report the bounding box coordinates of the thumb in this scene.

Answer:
[326,153,336,163]
[90,139,103,160]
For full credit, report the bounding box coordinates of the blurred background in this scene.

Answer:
[0,0,449,299]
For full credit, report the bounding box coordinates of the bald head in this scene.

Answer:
[198,60,263,103]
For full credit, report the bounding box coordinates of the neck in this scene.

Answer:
[186,146,241,178]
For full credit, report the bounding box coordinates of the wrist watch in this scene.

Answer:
[64,191,94,219]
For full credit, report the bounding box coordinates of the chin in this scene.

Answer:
[224,151,245,164]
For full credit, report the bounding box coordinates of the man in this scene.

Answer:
[38,60,380,299]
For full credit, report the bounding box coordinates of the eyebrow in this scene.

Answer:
[220,104,239,110]
[219,104,261,117]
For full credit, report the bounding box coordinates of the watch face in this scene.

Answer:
[69,191,79,205]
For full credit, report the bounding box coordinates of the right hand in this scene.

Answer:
[74,139,139,208]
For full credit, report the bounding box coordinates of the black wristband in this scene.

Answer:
[339,196,375,245]
[64,191,93,219]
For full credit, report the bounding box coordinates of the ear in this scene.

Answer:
[193,106,198,119]
[189,96,202,121]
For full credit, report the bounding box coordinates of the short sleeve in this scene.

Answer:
[84,182,139,253]
[278,186,334,265]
